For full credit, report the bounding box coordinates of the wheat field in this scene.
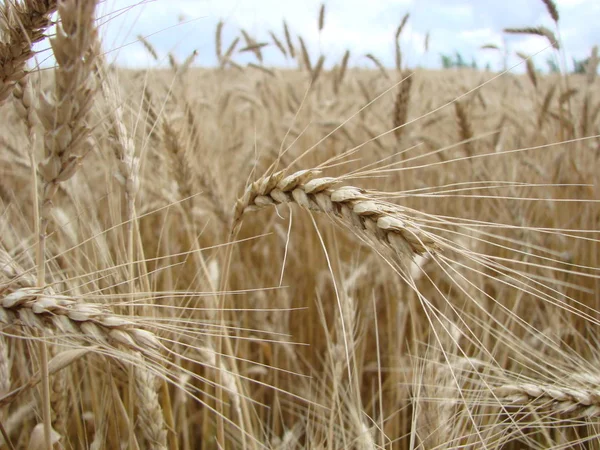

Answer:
[1,0,599,449]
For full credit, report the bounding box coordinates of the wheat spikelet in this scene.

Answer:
[233,169,440,268]
[393,72,413,142]
[12,76,37,142]
[0,0,57,103]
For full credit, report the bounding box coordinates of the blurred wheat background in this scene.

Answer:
[1,0,599,449]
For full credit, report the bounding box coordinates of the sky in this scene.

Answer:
[87,0,598,72]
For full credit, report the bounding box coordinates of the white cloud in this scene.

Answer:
[79,1,600,72]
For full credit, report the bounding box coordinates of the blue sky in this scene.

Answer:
[93,0,598,72]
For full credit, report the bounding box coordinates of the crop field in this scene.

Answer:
[1,0,599,449]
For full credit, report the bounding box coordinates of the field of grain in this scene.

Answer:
[1,1,599,449]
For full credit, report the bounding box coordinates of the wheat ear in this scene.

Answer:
[504,26,559,50]
[33,2,100,447]
[497,382,600,417]
[540,0,559,23]
[393,72,413,142]
[0,0,57,103]
[37,0,100,226]
[454,100,474,157]
[0,248,161,356]
[283,20,295,59]
[134,354,167,450]
[233,170,440,267]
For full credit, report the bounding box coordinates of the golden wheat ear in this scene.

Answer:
[0,0,57,104]
[233,169,440,269]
